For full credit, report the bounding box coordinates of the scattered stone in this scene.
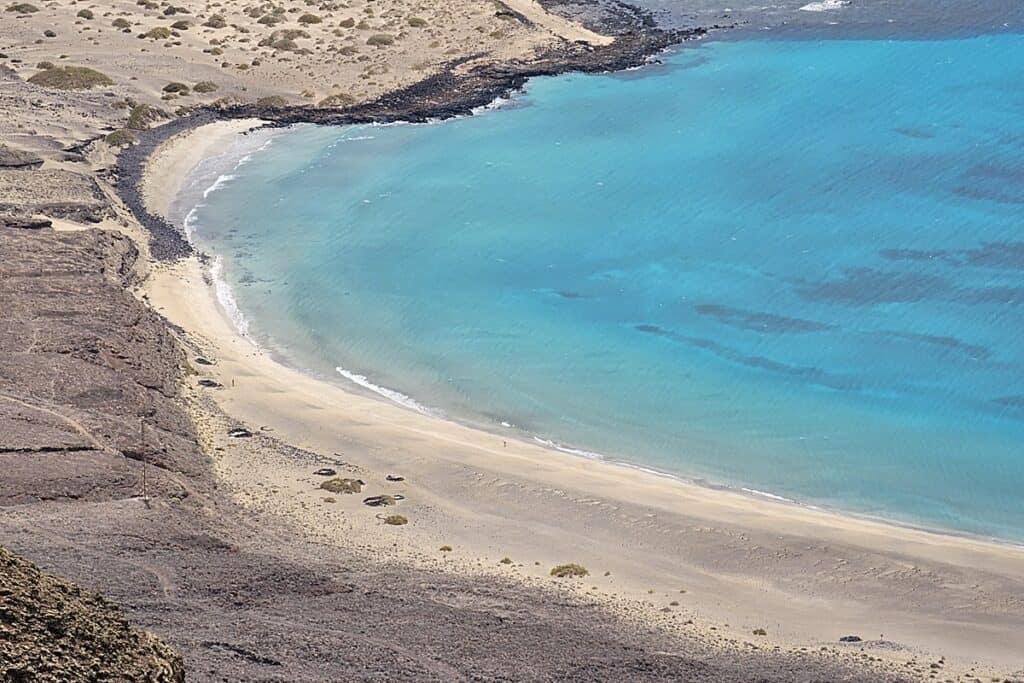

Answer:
[383,514,407,525]
[227,427,252,438]
[313,468,337,477]
[385,474,404,482]
[194,357,214,365]
[839,635,863,643]
[197,379,222,388]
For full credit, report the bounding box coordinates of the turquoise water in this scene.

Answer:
[185,35,1024,541]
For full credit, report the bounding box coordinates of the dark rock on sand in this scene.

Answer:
[386,474,405,482]
[839,635,863,643]
[227,427,253,438]
[313,468,337,476]
[363,494,402,506]
[197,378,222,388]
[0,545,184,682]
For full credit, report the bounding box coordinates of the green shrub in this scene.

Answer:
[407,16,426,26]
[203,13,226,27]
[126,103,163,130]
[193,80,218,93]
[6,3,39,13]
[162,81,189,94]
[257,13,283,24]
[76,8,93,19]
[111,17,131,28]
[170,19,191,29]
[338,17,354,27]
[317,92,353,107]
[320,477,362,494]
[35,60,54,69]
[550,563,588,578]
[104,129,136,147]
[27,65,113,90]
[499,557,513,565]
[143,26,172,39]
[383,514,407,525]
[753,628,767,636]
[439,545,452,552]
[255,95,288,107]
[297,12,321,23]
[366,33,394,46]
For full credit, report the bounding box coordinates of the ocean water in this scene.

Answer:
[180,34,1024,541]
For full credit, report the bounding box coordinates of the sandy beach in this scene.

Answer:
[4,0,1024,675]
[141,120,1024,678]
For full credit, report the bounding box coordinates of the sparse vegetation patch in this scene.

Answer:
[550,563,588,578]
[320,477,362,494]
[28,65,113,90]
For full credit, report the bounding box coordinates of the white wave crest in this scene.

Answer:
[799,0,848,11]
[742,487,795,503]
[335,367,437,416]
[531,436,602,460]
[209,257,252,340]
[202,173,236,198]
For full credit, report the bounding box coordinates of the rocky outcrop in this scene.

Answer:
[0,145,42,169]
[0,227,207,505]
[0,545,184,682]
[0,169,111,223]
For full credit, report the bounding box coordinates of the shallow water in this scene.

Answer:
[183,34,1024,541]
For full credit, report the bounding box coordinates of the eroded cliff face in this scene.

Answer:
[0,226,209,505]
[0,545,185,683]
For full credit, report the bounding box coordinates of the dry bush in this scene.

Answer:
[28,65,113,89]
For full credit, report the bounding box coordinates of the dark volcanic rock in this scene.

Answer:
[0,545,184,681]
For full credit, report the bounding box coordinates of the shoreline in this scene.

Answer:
[158,96,1024,556]
[139,119,1024,675]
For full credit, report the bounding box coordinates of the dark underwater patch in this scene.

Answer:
[795,268,948,306]
[879,330,990,360]
[892,127,936,140]
[953,164,1024,205]
[695,303,835,334]
[633,323,858,391]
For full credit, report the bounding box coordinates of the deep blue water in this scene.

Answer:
[184,34,1024,541]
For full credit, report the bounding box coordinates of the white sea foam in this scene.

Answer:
[742,487,796,503]
[531,437,603,460]
[203,173,236,198]
[799,0,848,11]
[335,367,437,416]
[209,257,252,340]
